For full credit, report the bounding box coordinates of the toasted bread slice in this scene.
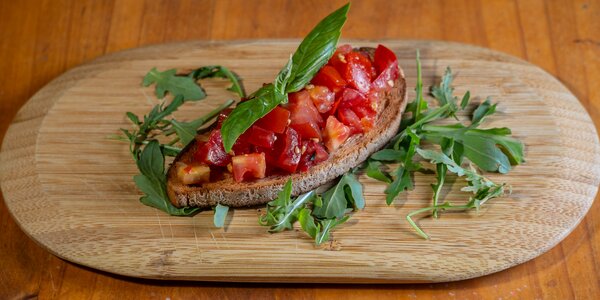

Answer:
[166,48,408,208]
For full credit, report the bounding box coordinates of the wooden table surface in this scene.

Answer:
[1,0,598,299]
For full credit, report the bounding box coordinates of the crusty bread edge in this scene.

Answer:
[166,56,408,209]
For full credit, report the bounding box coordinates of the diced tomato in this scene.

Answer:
[274,127,301,173]
[374,44,398,75]
[194,130,230,167]
[290,122,322,140]
[308,85,335,113]
[176,162,210,185]
[346,51,376,79]
[288,90,323,126]
[323,116,351,152]
[248,125,276,148]
[254,106,290,134]
[342,60,372,94]
[231,152,266,182]
[232,129,254,155]
[311,66,347,93]
[372,60,399,92]
[298,140,330,172]
[337,44,353,54]
[337,107,363,134]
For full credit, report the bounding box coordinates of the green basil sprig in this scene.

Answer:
[220,3,350,152]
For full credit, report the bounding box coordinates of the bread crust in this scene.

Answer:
[166,50,408,209]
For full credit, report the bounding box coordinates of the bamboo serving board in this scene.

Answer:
[1,40,599,283]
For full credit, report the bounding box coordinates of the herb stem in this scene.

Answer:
[407,202,472,239]
[414,49,424,122]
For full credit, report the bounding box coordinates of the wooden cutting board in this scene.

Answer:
[1,40,599,283]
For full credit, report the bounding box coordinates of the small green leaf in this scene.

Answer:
[190,65,246,98]
[143,67,206,100]
[366,160,391,183]
[315,216,349,245]
[460,91,471,110]
[213,204,229,228]
[370,149,406,162]
[298,208,319,238]
[170,119,196,145]
[126,112,140,125]
[313,173,364,219]
[471,97,497,127]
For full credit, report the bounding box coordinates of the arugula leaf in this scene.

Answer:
[430,67,459,117]
[422,125,524,173]
[221,84,286,152]
[259,180,317,233]
[471,97,496,127]
[385,130,420,204]
[298,208,319,239]
[143,68,205,101]
[315,216,349,245]
[134,140,199,216]
[213,204,229,228]
[284,3,350,93]
[313,172,364,219]
[170,119,196,145]
[366,160,391,183]
[370,149,406,162]
[189,65,246,98]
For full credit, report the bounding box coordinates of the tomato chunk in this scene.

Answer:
[342,60,372,94]
[290,122,322,140]
[232,153,266,182]
[194,130,230,167]
[374,44,398,75]
[298,140,329,172]
[308,85,335,113]
[288,90,323,132]
[248,125,276,148]
[311,66,347,93]
[274,127,301,173]
[254,106,290,134]
[372,60,399,92]
[323,116,351,152]
[346,52,376,79]
[337,107,363,134]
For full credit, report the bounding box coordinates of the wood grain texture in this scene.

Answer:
[1,38,599,283]
[1,0,599,299]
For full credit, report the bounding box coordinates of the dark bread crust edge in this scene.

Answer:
[166,54,408,209]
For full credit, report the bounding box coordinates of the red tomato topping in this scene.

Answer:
[254,106,290,134]
[372,60,399,92]
[232,152,266,182]
[346,52,376,78]
[374,44,398,74]
[194,130,230,167]
[288,90,323,127]
[274,127,301,173]
[308,85,335,113]
[342,59,372,94]
[187,44,399,183]
[323,116,351,152]
[298,139,329,172]
[248,125,276,148]
[311,66,347,93]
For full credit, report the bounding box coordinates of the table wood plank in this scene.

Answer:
[1,0,599,298]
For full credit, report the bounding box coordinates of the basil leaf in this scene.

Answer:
[142,68,206,101]
[213,204,229,228]
[284,3,350,93]
[220,84,285,152]
[274,56,293,97]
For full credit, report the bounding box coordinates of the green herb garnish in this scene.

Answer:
[114,65,245,216]
[367,51,525,238]
[260,173,363,246]
[220,3,350,152]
